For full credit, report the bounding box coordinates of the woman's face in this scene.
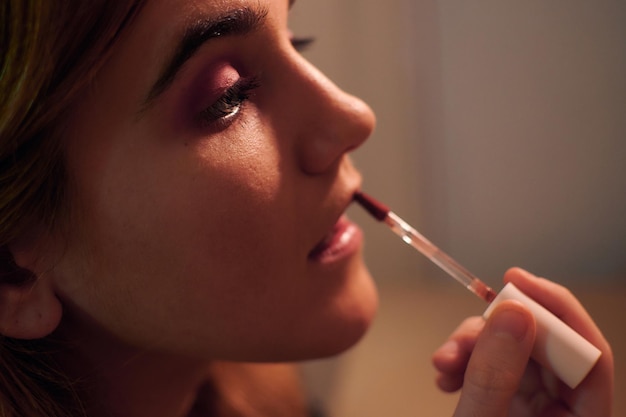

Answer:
[55,0,377,362]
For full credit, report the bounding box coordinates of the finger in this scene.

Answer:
[503,268,591,335]
[454,300,536,417]
[436,371,465,393]
[503,268,614,417]
[433,340,466,392]
[503,267,609,349]
[433,318,484,393]
[432,316,484,375]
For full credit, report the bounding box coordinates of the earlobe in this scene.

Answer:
[0,277,63,340]
[0,246,63,340]
[0,273,63,339]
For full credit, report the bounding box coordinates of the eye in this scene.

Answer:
[290,35,315,52]
[197,76,260,128]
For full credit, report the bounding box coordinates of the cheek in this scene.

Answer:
[66,122,295,302]
[108,159,279,266]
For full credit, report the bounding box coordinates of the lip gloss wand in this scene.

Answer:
[353,191,497,303]
[353,190,601,389]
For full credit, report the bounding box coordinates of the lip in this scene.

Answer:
[307,171,364,263]
[308,214,363,264]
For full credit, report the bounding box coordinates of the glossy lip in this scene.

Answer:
[307,188,364,264]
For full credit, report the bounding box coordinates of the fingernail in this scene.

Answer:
[437,340,459,358]
[520,268,537,278]
[490,307,529,342]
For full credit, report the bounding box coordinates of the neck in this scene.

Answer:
[52,314,308,417]
[52,313,211,417]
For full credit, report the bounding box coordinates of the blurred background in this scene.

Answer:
[291,0,626,415]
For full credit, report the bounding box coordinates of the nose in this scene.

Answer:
[286,58,376,175]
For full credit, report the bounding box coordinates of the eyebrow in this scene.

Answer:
[140,6,268,111]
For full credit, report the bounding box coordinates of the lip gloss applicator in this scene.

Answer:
[353,191,601,389]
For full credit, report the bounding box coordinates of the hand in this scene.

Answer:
[432,267,614,417]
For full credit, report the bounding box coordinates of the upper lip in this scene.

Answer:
[332,179,362,227]
[309,180,362,254]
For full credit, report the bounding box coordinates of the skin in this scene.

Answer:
[2,0,613,416]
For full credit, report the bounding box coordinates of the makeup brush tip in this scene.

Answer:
[353,191,389,221]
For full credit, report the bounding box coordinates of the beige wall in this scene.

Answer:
[437,0,626,283]
[291,0,626,415]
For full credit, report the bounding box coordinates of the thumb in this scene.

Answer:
[454,300,536,417]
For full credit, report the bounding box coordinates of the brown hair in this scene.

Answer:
[0,1,143,415]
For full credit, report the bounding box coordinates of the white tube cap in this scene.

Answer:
[483,283,601,389]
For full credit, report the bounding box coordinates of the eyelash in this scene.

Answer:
[291,36,316,52]
[197,76,261,127]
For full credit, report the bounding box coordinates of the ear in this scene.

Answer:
[0,246,63,340]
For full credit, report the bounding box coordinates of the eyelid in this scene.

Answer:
[196,75,260,129]
[290,35,316,52]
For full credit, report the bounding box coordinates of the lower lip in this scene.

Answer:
[308,216,364,264]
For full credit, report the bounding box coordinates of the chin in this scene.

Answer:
[235,260,379,363]
[300,261,379,360]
